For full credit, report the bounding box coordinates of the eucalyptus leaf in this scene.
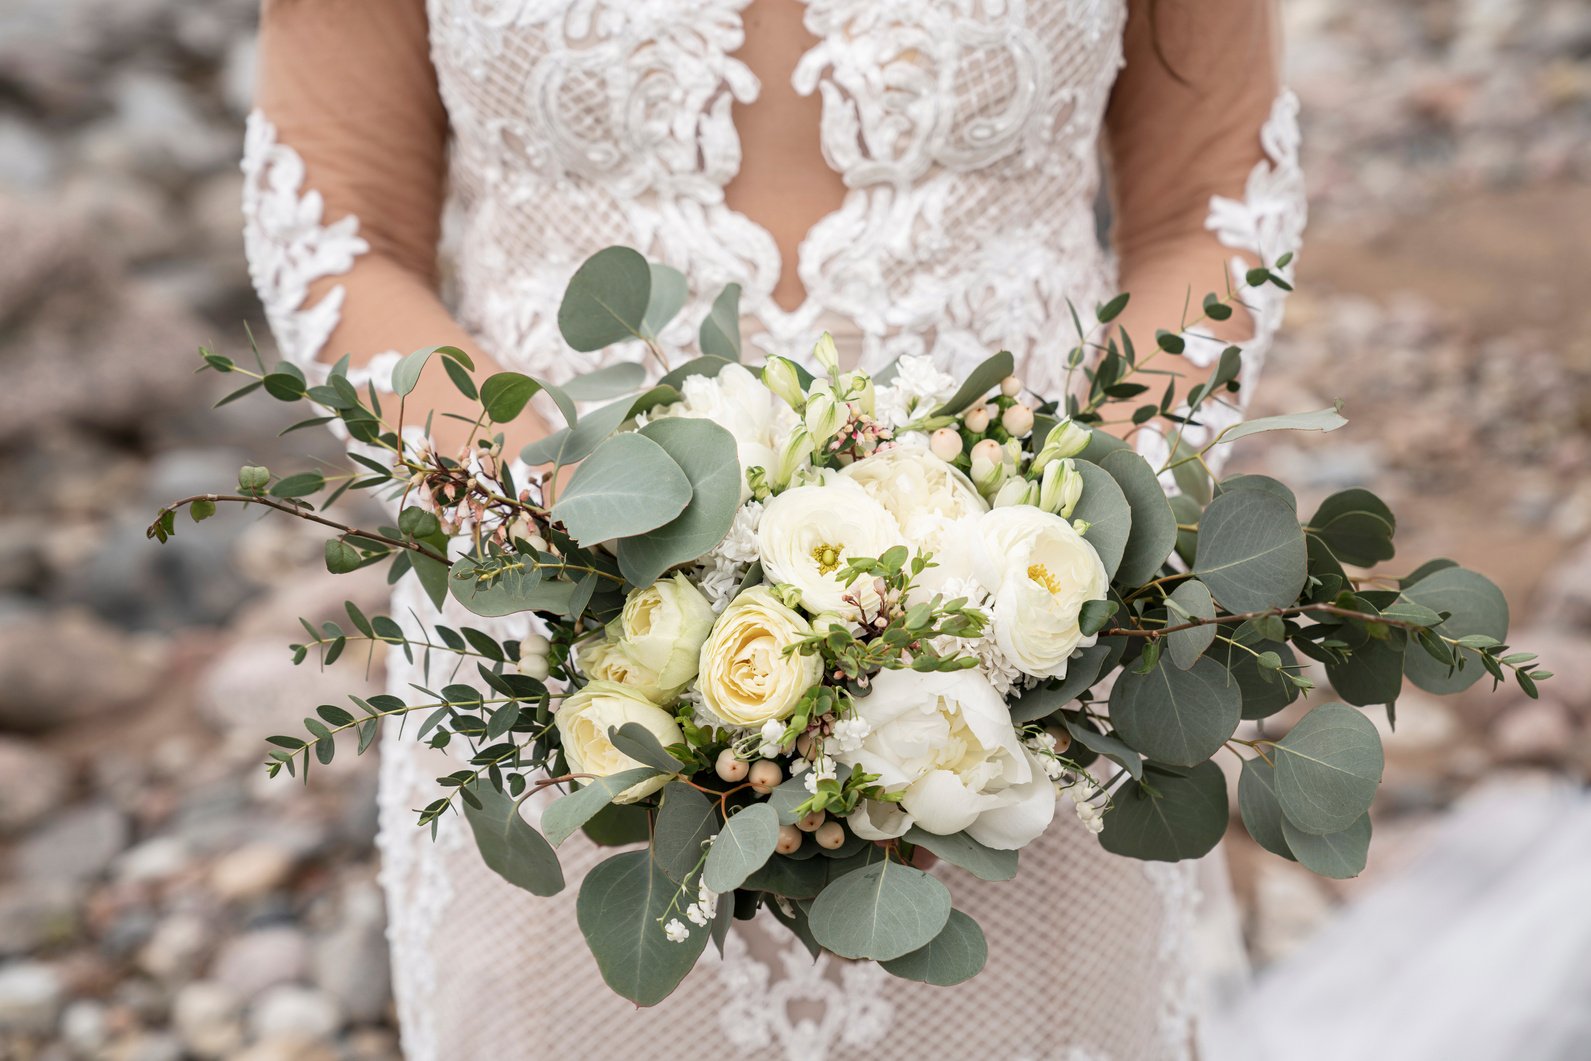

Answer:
[1099,450,1178,585]
[1237,757,1295,860]
[462,784,565,896]
[1069,460,1131,580]
[766,775,814,826]
[1398,567,1509,694]
[879,909,988,986]
[1282,813,1371,879]
[1098,761,1228,862]
[1062,717,1144,779]
[542,768,661,846]
[808,860,952,961]
[479,372,541,423]
[1308,489,1397,567]
[903,828,1018,882]
[520,385,680,468]
[1217,473,1298,513]
[652,782,718,883]
[608,722,685,774]
[1325,623,1407,707]
[1215,403,1347,445]
[1218,636,1300,720]
[558,246,652,352]
[576,850,709,1006]
[658,355,735,392]
[447,554,579,618]
[931,351,1015,416]
[698,283,743,361]
[550,433,692,544]
[560,361,648,401]
[642,263,688,339]
[1165,579,1216,670]
[1272,703,1384,835]
[390,344,470,398]
[1193,489,1307,612]
[703,803,781,893]
[1009,637,1125,723]
[616,418,742,587]
[1110,655,1241,767]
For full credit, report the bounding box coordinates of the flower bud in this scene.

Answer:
[929,427,963,462]
[1000,375,1024,398]
[991,478,1036,509]
[804,389,847,447]
[772,426,814,488]
[962,404,993,434]
[1038,458,1084,518]
[812,331,841,375]
[762,356,806,410]
[1001,403,1035,437]
[839,371,875,416]
[1032,418,1091,472]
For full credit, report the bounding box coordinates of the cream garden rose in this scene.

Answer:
[839,447,987,589]
[555,681,683,803]
[957,504,1109,679]
[834,668,1056,850]
[576,574,715,702]
[756,478,905,617]
[698,586,823,728]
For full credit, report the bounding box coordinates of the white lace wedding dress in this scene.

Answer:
[242,2,1305,1057]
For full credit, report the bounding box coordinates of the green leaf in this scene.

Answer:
[542,768,662,846]
[1069,460,1132,580]
[270,471,325,499]
[1398,567,1509,694]
[698,283,743,361]
[808,860,952,961]
[931,351,1015,416]
[1099,450,1178,585]
[582,802,653,846]
[1096,292,1130,323]
[324,539,362,574]
[652,782,718,883]
[1282,813,1371,879]
[1165,578,1216,670]
[576,850,709,1006]
[608,722,684,774]
[479,372,542,423]
[1062,717,1144,779]
[560,361,648,401]
[703,803,781,893]
[462,784,565,896]
[446,554,578,618]
[657,355,735,392]
[1216,402,1347,444]
[238,465,271,493]
[550,433,693,544]
[616,418,742,587]
[1217,473,1297,513]
[1324,622,1406,707]
[1218,637,1301,720]
[519,384,680,468]
[412,553,450,611]
[399,506,441,539]
[642,263,688,339]
[879,909,988,986]
[1237,757,1295,860]
[1308,489,1397,568]
[391,344,470,397]
[903,828,1018,882]
[1077,598,1117,638]
[1099,761,1228,862]
[1272,703,1384,835]
[558,246,652,352]
[1193,489,1307,612]
[1110,655,1241,767]
[1008,637,1127,725]
[766,774,814,826]
[188,498,216,523]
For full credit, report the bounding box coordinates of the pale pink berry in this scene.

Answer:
[814,821,846,850]
[715,750,749,783]
[797,810,826,833]
[776,825,803,854]
[929,428,962,461]
[748,760,783,795]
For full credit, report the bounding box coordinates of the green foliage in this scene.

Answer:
[1398,566,1509,694]
[903,828,1018,882]
[642,264,688,339]
[1282,813,1371,879]
[698,283,743,361]
[542,768,661,846]
[576,851,710,1006]
[1237,757,1295,861]
[1308,488,1397,567]
[809,860,953,961]
[1193,489,1307,611]
[1110,655,1241,767]
[558,246,652,351]
[1271,703,1384,835]
[1099,762,1228,862]
[703,803,781,893]
[550,432,693,544]
[931,350,1015,416]
[1099,450,1178,585]
[463,783,565,896]
[652,783,718,883]
[615,418,742,587]
[1165,579,1216,669]
[1068,460,1130,579]
[879,909,988,986]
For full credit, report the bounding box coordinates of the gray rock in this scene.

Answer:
[247,984,343,1044]
[113,836,191,885]
[0,961,63,1035]
[0,882,82,956]
[209,842,298,902]
[212,928,309,999]
[59,999,110,1056]
[0,610,164,732]
[137,913,212,982]
[311,883,390,1024]
[14,802,129,883]
[172,981,244,1060]
[0,736,70,833]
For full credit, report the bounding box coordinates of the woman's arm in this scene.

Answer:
[1103,0,1305,461]
[247,0,539,457]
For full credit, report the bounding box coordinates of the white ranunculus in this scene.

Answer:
[956,504,1109,679]
[555,681,683,803]
[698,587,823,728]
[612,573,716,698]
[839,447,987,589]
[651,363,798,500]
[836,668,1056,849]
[756,478,905,617]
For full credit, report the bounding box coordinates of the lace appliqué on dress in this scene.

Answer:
[717,928,894,1058]
[241,110,370,371]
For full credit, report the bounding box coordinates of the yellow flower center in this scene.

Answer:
[1028,563,1062,594]
[811,543,844,576]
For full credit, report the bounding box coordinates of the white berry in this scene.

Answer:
[796,809,826,833]
[715,750,748,783]
[776,825,803,854]
[1000,375,1024,397]
[814,821,846,850]
[748,760,783,794]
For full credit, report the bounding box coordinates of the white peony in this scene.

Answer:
[756,478,905,618]
[697,587,824,728]
[555,681,683,803]
[872,354,958,430]
[650,363,798,500]
[953,504,1109,679]
[839,447,987,590]
[835,668,1056,849]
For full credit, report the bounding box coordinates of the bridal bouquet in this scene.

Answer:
[151,247,1545,1004]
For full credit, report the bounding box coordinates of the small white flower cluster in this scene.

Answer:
[930,577,1024,695]
[791,749,839,795]
[873,354,958,431]
[663,918,690,944]
[1025,731,1109,834]
[684,878,720,928]
[827,717,871,755]
[694,499,764,613]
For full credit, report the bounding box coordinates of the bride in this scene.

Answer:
[242,1,1304,1057]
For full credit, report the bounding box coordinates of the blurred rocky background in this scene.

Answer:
[0,0,1587,1058]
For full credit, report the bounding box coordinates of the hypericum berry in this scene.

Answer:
[776,825,803,854]
[796,809,826,833]
[929,427,962,461]
[516,653,550,681]
[814,821,846,850]
[748,760,783,794]
[1001,403,1035,437]
[715,750,749,783]
[795,732,817,760]
[962,404,993,434]
[1000,375,1024,398]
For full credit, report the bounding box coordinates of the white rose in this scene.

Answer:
[839,447,987,589]
[835,668,1056,850]
[652,363,797,500]
[756,478,905,617]
[698,587,823,728]
[615,573,716,697]
[555,681,683,803]
[958,504,1109,679]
